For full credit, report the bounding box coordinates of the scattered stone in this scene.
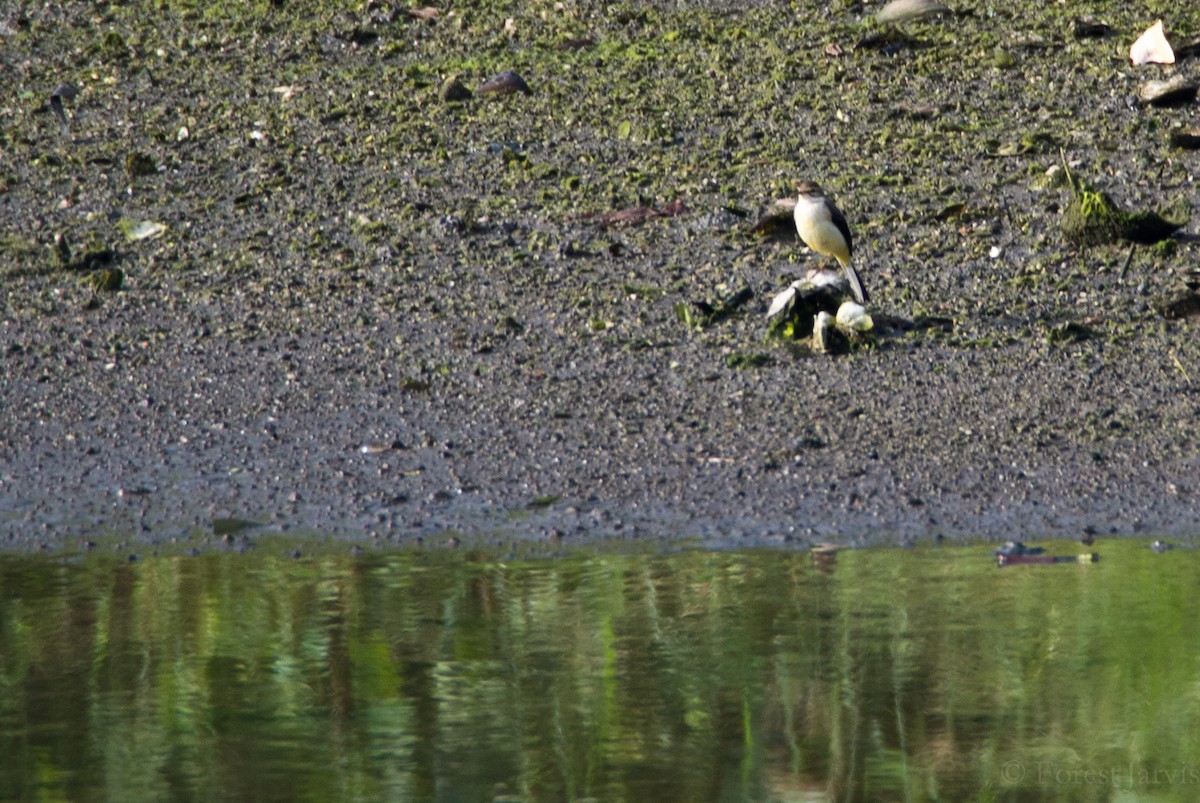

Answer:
[812,312,848,354]
[1160,288,1200,320]
[750,198,796,239]
[769,274,874,354]
[1137,74,1198,106]
[1177,40,1200,61]
[1071,16,1111,39]
[1170,127,1200,149]
[439,74,471,102]
[125,151,157,177]
[118,218,167,241]
[477,70,531,97]
[835,301,873,333]
[875,0,951,24]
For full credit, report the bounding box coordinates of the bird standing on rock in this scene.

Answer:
[793,181,867,304]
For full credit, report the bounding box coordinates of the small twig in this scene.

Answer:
[1119,243,1135,281]
[1171,350,1192,386]
[1059,148,1078,196]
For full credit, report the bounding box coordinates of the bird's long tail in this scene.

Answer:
[843,264,868,305]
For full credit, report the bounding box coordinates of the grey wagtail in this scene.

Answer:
[793,181,867,304]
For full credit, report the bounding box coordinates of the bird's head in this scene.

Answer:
[796,181,826,199]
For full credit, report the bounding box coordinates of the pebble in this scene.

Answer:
[1138,75,1198,107]
[875,0,951,24]
[477,70,532,97]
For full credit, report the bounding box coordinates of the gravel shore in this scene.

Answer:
[3,1,1199,551]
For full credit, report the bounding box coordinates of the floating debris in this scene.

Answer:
[1130,20,1174,65]
[810,543,842,569]
[995,541,1099,567]
[992,47,1017,69]
[994,541,1045,557]
[212,517,262,536]
[875,0,951,24]
[477,70,532,97]
[272,84,303,101]
[998,553,1099,566]
[1137,74,1198,107]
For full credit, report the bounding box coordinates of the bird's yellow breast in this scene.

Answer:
[794,199,851,266]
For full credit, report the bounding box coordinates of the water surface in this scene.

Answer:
[1,540,1198,802]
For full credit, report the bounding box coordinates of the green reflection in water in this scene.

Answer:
[1,541,1198,802]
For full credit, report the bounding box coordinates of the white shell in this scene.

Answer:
[812,311,835,353]
[1130,20,1174,66]
[766,282,800,318]
[836,302,873,332]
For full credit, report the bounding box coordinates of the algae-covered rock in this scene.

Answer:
[1060,187,1128,247]
[438,75,472,102]
[1060,167,1188,247]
